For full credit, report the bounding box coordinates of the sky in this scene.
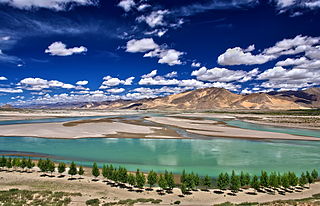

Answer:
[0,0,320,106]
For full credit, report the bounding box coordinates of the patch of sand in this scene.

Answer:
[146,116,320,141]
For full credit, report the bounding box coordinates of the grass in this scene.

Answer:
[0,188,81,206]
[214,193,320,206]
[102,198,162,206]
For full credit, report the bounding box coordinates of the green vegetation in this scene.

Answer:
[68,161,77,178]
[102,198,162,206]
[91,162,100,179]
[206,109,320,116]
[0,188,81,206]
[147,170,158,188]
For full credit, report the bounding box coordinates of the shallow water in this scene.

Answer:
[0,114,319,176]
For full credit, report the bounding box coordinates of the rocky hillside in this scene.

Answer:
[85,87,320,110]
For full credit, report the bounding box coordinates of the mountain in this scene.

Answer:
[268,87,320,108]
[84,87,309,110]
[19,87,320,110]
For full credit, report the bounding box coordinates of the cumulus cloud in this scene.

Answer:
[118,0,135,12]
[263,35,320,56]
[45,42,87,56]
[0,0,98,11]
[137,10,169,28]
[275,57,309,66]
[164,71,177,78]
[191,62,201,67]
[141,70,157,78]
[0,88,23,93]
[107,88,125,93]
[218,47,275,65]
[126,38,184,66]
[257,66,320,89]
[0,76,8,81]
[144,48,184,66]
[126,38,159,53]
[19,77,75,91]
[76,80,88,86]
[191,66,259,82]
[100,76,134,88]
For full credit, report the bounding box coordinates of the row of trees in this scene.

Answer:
[92,163,175,190]
[215,170,319,193]
[0,156,35,172]
[0,156,319,194]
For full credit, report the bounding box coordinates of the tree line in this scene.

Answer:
[0,156,319,195]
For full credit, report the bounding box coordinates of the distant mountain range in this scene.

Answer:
[11,87,320,110]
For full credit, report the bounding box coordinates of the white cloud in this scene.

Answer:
[19,77,75,91]
[137,10,169,28]
[263,35,320,56]
[144,48,184,66]
[164,71,177,78]
[275,57,309,66]
[118,0,135,12]
[126,38,159,53]
[257,66,320,89]
[218,46,275,65]
[137,4,150,11]
[139,77,180,86]
[76,80,88,86]
[0,76,8,81]
[141,70,157,78]
[101,76,134,87]
[191,66,258,82]
[191,62,201,67]
[0,88,23,93]
[107,88,125,93]
[1,0,97,10]
[1,36,10,41]
[45,41,87,56]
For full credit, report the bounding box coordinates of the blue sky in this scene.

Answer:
[0,0,320,106]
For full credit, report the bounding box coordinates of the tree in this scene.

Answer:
[68,161,77,178]
[311,169,318,181]
[0,156,6,171]
[269,172,279,189]
[26,158,35,172]
[92,162,100,179]
[136,169,146,189]
[48,161,55,175]
[180,183,187,195]
[251,175,260,193]
[20,158,27,172]
[288,172,298,187]
[281,173,289,189]
[128,173,136,186]
[260,171,269,188]
[239,171,250,187]
[106,165,114,179]
[6,157,12,171]
[181,169,186,184]
[185,174,195,190]
[111,168,119,182]
[147,170,158,188]
[299,172,307,187]
[166,172,175,190]
[217,172,227,190]
[158,174,167,190]
[306,171,314,187]
[58,162,66,175]
[202,175,211,190]
[193,173,200,189]
[102,164,108,179]
[118,167,128,183]
[12,158,21,171]
[230,171,240,193]
[78,166,84,178]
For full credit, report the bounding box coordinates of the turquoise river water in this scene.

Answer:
[0,114,319,176]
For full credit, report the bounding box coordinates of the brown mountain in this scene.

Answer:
[84,87,314,110]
